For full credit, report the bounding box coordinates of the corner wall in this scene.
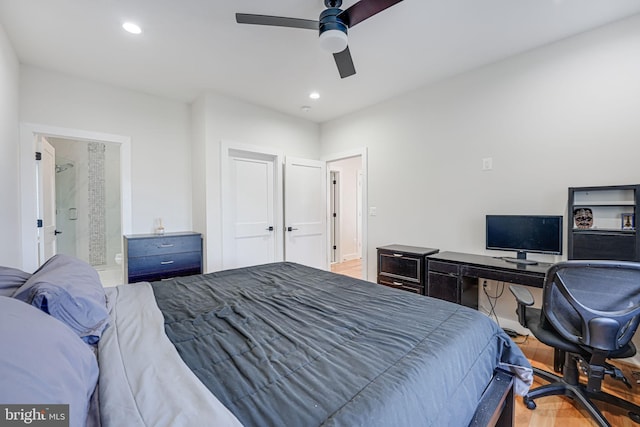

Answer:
[0,24,21,268]
[320,14,640,347]
[321,14,640,278]
[19,65,193,236]
[193,92,320,272]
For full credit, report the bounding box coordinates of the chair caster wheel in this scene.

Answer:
[523,397,536,410]
[629,411,640,424]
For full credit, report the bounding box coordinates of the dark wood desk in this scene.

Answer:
[426,251,551,309]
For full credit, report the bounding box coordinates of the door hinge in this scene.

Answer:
[35,152,42,161]
[333,213,337,218]
[333,180,337,185]
[37,219,43,228]
[333,245,337,250]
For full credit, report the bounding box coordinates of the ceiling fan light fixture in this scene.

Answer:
[319,29,348,53]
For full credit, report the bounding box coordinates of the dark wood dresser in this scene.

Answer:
[124,232,203,283]
[376,245,439,295]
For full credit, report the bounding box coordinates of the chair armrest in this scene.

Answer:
[509,285,534,306]
[509,285,534,328]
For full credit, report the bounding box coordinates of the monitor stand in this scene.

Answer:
[502,251,538,266]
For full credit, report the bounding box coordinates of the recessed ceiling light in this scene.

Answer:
[122,22,142,34]
[309,92,320,100]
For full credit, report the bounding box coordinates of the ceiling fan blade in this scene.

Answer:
[333,47,356,79]
[236,13,319,30]
[339,0,404,28]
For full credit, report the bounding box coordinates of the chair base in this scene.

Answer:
[525,362,640,427]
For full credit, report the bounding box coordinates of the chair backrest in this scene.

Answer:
[542,260,640,352]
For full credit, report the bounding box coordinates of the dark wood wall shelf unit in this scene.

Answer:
[568,184,639,262]
[124,232,203,283]
[376,245,439,295]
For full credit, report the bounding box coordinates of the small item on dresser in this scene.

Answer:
[155,218,165,235]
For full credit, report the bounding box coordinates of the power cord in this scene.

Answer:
[481,280,530,343]
[482,280,505,327]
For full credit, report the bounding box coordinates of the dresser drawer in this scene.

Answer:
[378,277,423,294]
[378,251,422,283]
[124,232,203,283]
[127,251,202,283]
[126,234,201,257]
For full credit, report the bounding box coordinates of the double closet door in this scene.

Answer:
[222,146,327,271]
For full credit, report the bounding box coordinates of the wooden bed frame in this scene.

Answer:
[469,370,515,427]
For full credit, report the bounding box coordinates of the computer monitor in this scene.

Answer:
[486,215,563,265]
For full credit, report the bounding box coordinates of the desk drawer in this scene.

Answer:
[463,266,544,288]
[427,272,459,303]
[428,260,459,275]
[127,234,201,257]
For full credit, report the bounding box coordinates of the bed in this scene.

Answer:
[0,256,532,427]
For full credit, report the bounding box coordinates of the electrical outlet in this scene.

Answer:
[482,157,493,171]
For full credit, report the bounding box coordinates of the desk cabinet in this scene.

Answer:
[124,232,202,283]
[377,245,439,295]
[427,260,479,309]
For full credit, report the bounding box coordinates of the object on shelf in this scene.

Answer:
[573,208,593,229]
[622,213,635,230]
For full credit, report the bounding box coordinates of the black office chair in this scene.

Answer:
[510,260,640,426]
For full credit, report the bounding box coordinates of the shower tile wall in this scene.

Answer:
[88,142,107,266]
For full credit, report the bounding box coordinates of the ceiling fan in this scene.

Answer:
[236,0,405,79]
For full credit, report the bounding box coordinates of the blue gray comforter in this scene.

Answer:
[151,262,531,427]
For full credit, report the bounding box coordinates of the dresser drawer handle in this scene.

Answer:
[393,253,403,257]
[393,281,403,286]
[160,260,175,265]
[159,244,174,248]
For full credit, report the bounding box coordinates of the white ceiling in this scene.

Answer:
[1,0,640,123]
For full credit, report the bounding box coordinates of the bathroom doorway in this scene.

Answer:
[20,123,132,286]
[48,137,123,286]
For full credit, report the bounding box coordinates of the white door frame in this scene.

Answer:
[220,141,284,268]
[328,168,343,264]
[322,147,368,281]
[19,123,132,273]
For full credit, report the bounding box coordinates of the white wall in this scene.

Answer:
[320,14,640,348]
[0,24,21,268]
[19,65,193,236]
[192,91,320,272]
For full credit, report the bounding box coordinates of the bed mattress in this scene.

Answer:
[148,262,531,427]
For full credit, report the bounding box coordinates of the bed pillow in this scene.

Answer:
[0,296,99,427]
[0,266,31,297]
[12,254,109,344]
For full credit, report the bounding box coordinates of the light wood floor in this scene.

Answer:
[332,259,640,426]
[330,258,363,279]
[515,335,640,426]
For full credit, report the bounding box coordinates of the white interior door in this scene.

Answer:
[284,157,327,270]
[222,148,280,269]
[38,137,57,265]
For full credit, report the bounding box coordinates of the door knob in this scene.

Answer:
[266,226,274,231]
[54,230,63,235]
[287,226,299,232]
